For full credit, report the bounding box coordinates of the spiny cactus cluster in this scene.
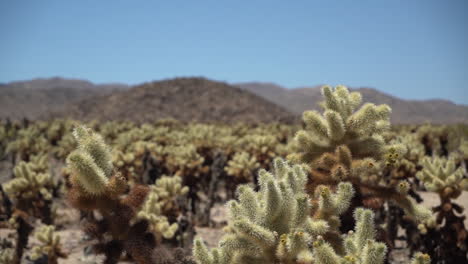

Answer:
[137,175,189,241]
[67,125,115,195]
[313,208,388,264]
[65,125,193,263]
[194,158,334,263]
[289,85,393,165]
[3,96,466,263]
[224,151,260,183]
[30,225,66,263]
[2,155,56,238]
[288,86,431,224]
[194,158,429,264]
[3,159,53,201]
[412,152,468,262]
[416,156,467,199]
[415,124,462,157]
[0,249,14,264]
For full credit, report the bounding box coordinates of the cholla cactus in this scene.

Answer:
[66,125,187,263]
[67,126,154,263]
[225,152,260,182]
[413,154,468,262]
[410,253,431,264]
[152,176,189,210]
[193,158,352,263]
[388,133,425,180]
[311,208,430,264]
[67,125,115,195]
[289,85,392,165]
[136,176,189,240]
[30,225,66,264]
[193,158,427,264]
[311,182,354,252]
[3,160,53,201]
[416,124,461,157]
[416,156,467,200]
[305,144,430,222]
[0,249,14,264]
[52,132,77,159]
[288,86,431,223]
[159,144,207,177]
[112,131,150,182]
[6,126,49,161]
[312,208,387,264]
[236,134,281,169]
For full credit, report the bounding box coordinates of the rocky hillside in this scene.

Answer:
[0,77,128,120]
[55,78,295,124]
[2,77,466,124]
[237,82,468,124]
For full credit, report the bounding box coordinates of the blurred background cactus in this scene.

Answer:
[410,155,468,262]
[29,225,67,264]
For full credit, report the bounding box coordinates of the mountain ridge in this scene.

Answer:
[1,77,466,124]
[235,82,468,124]
[51,77,296,124]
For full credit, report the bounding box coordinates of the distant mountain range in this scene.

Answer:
[235,82,468,124]
[0,77,467,124]
[0,77,128,120]
[52,77,294,123]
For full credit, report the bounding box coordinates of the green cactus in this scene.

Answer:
[289,85,393,166]
[0,248,14,264]
[6,125,49,161]
[150,143,206,177]
[30,225,66,264]
[410,253,431,264]
[287,85,431,223]
[194,158,429,263]
[3,159,53,202]
[66,125,192,263]
[312,208,387,264]
[66,125,115,195]
[193,158,352,264]
[136,175,189,241]
[415,124,462,157]
[225,151,260,182]
[416,156,467,200]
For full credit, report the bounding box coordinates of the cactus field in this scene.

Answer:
[1,86,467,264]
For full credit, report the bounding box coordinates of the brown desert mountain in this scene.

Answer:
[54,77,295,124]
[236,82,468,124]
[1,77,467,124]
[0,77,128,120]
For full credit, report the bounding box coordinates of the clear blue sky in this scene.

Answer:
[1,0,467,104]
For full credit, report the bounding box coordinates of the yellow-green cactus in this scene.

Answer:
[66,125,114,195]
[136,176,189,240]
[6,126,49,160]
[225,151,260,182]
[30,225,66,263]
[0,248,14,264]
[416,156,467,199]
[312,208,387,264]
[410,253,431,264]
[159,144,206,176]
[52,132,77,159]
[415,124,462,156]
[193,158,352,264]
[289,85,393,166]
[3,160,53,201]
[312,208,430,264]
[152,175,189,211]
